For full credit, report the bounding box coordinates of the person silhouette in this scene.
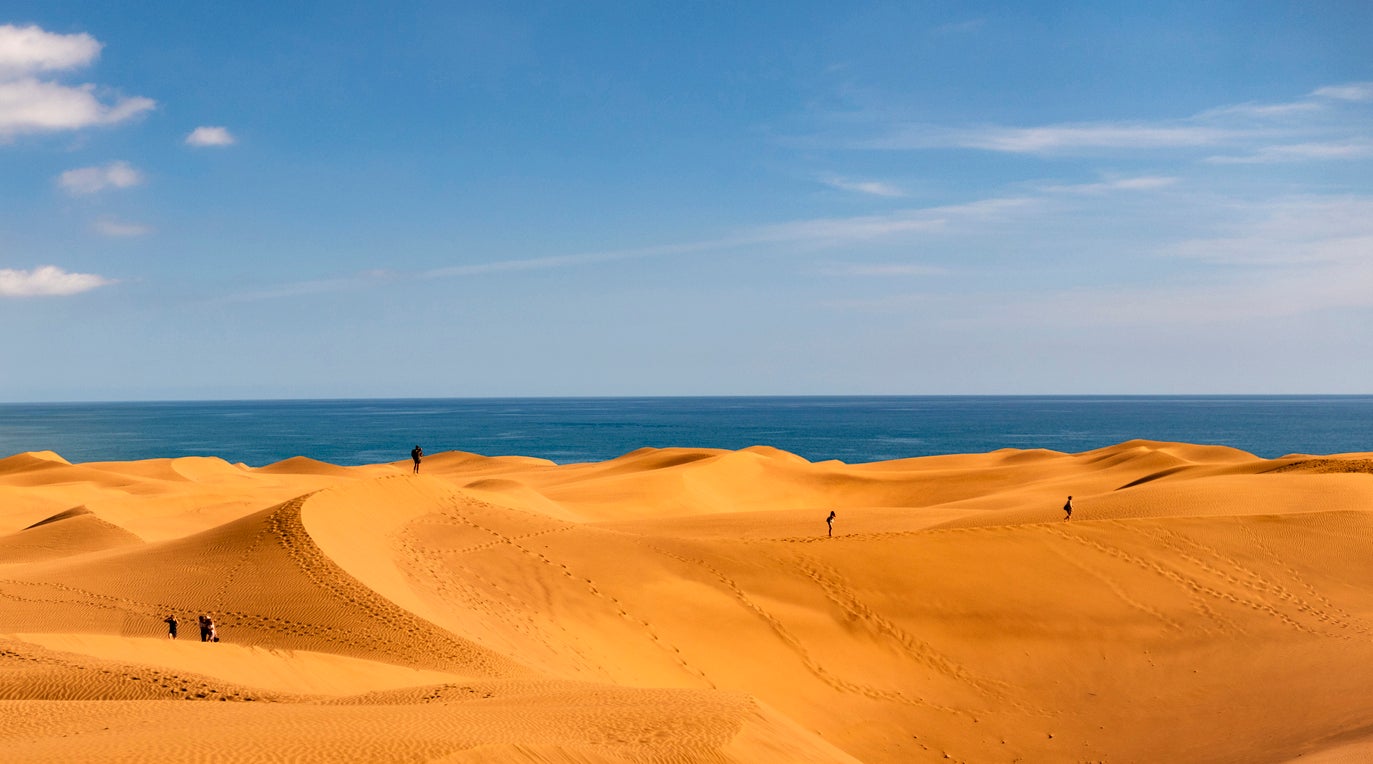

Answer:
[826,510,836,537]
[164,614,178,639]
[411,445,423,474]
[1063,495,1073,521]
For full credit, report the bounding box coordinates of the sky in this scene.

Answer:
[1,1,1370,401]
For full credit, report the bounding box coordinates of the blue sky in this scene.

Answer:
[1,1,1370,400]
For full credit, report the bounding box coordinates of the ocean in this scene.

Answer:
[0,396,1369,467]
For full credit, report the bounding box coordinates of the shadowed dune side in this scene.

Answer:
[0,507,143,564]
[0,494,526,678]
[0,452,374,542]
[0,451,72,475]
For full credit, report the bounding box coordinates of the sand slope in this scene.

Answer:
[3,440,1373,762]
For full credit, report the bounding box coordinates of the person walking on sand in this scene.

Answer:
[207,616,219,643]
[164,614,178,640]
[826,510,836,537]
[1063,495,1073,522]
[411,445,423,474]
[197,614,211,642]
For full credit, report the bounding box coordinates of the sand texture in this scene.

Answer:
[3,441,1373,762]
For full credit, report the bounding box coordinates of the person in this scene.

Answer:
[197,614,211,642]
[1063,496,1073,521]
[207,616,219,643]
[164,614,178,639]
[826,510,836,537]
[411,445,423,474]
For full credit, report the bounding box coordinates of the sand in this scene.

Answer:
[2,441,1372,762]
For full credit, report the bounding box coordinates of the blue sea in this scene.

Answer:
[0,396,1369,467]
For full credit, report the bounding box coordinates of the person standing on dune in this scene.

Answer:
[411,445,423,474]
[826,510,836,536]
[164,614,178,639]
[1063,496,1073,521]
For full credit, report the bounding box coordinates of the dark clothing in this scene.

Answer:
[411,446,423,474]
[165,617,178,639]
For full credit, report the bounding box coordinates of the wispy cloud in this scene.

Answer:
[1166,196,1373,266]
[933,18,986,35]
[0,25,153,139]
[93,217,152,237]
[840,81,1373,161]
[827,195,1373,325]
[819,174,905,197]
[1313,83,1373,102]
[959,124,1237,153]
[0,265,112,297]
[820,263,947,277]
[58,160,143,195]
[185,125,235,147]
[227,196,1038,302]
[1205,141,1373,164]
[1038,175,1179,194]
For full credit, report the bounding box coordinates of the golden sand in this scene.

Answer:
[2,441,1372,762]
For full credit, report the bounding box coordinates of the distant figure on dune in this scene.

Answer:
[411,445,423,474]
[164,614,178,639]
[209,617,219,643]
[1063,496,1073,521]
[826,510,836,537]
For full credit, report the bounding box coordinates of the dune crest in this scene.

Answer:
[4,441,1373,762]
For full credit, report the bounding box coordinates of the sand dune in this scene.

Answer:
[3,440,1373,762]
[0,506,143,563]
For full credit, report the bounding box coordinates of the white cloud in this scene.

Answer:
[820,175,905,197]
[93,217,152,237]
[185,125,235,146]
[0,265,112,297]
[0,24,101,75]
[0,25,153,139]
[0,77,154,137]
[57,160,143,194]
[1313,83,1373,102]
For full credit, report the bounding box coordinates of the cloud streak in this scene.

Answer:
[840,81,1373,160]
[0,265,112,297]
[819,175,905,197]
[94,217,152,237]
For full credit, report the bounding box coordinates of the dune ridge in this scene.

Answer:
[3,440,1372,762]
